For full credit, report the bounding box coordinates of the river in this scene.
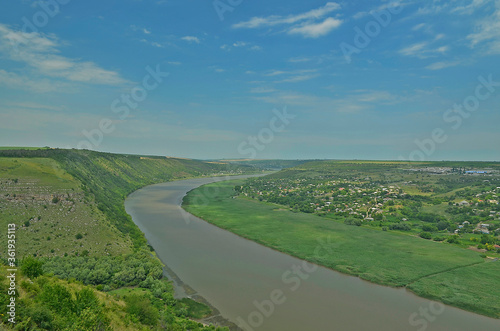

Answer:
[124,176,500,331]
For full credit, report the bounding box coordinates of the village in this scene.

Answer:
[238,166,500,253]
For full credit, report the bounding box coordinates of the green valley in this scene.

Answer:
[0,148,253,330]
[183,160,500,319]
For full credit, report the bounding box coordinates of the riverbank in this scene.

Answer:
[182,179,500,320]
[126,176,500,331]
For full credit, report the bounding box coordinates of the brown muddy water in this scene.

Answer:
[125,176,500,331]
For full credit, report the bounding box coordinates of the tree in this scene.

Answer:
[21,256,44,279]
[437,220,449,231]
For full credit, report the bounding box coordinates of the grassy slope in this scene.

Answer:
[183,180,500,318]
[0,149,251,254]
[0,149,247,330]
[0,157,131,258]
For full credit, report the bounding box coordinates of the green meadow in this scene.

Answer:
[408,262,500,318]
[183,179,500,318]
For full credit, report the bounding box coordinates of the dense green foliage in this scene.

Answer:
[21,256,44,279]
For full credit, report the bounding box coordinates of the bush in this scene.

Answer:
[125,294,159,326]
[21,256,44,279]
[75,233,83,240]
[447,235,460,244]
[389,223,411,231]
[419,232,432,240]
[422,224,438,232]
[344,218,362,226]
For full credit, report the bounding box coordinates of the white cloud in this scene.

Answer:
[181,36,200,44]
[0,70,72,93]
[0,24,129,86]
[467,2,500,54]
[130,25,152,35]
[451,0,488,14]
[417,0,489,15]
[399,41,450,58]
[208,66,225,73]
[276,74,320,83]
[288,17,342,38]
[412,23,428,31]
[220,41,262,51]
[425,61,462,70]
[233,2,340,29]
[265,69,317,77]
[399,42,428,56]
[233,41,247,47]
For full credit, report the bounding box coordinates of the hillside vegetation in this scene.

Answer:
[0,148,251,330]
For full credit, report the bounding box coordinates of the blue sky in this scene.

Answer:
[0,0,499,160]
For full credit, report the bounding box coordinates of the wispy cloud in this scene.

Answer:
[467,1,500,54]
[0,24,129,87]
[276,74,320,83]
[233,2,340,28]
[417,0,488,16]
[130,25,151,34]
[398,41,449,58]
[208,66,225,73]
[425,61,462,70]
[220,41,262,51]
[0,70,72,93]
[232,2,342,37]
[288,17,342,38]
[181,36,200,44]
[451,0,488,14]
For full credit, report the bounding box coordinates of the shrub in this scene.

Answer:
[21,256,44,279]
[422,224,438,232]
[344,218,362,226]
[75,233,83,240]
[389,223,411,231]
[419,232,432,240]
[125,294,159,326]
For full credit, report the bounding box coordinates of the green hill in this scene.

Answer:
[0,148,252,330]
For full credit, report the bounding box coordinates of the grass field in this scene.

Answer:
[407,262,500,318]
[183,180,500,318]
